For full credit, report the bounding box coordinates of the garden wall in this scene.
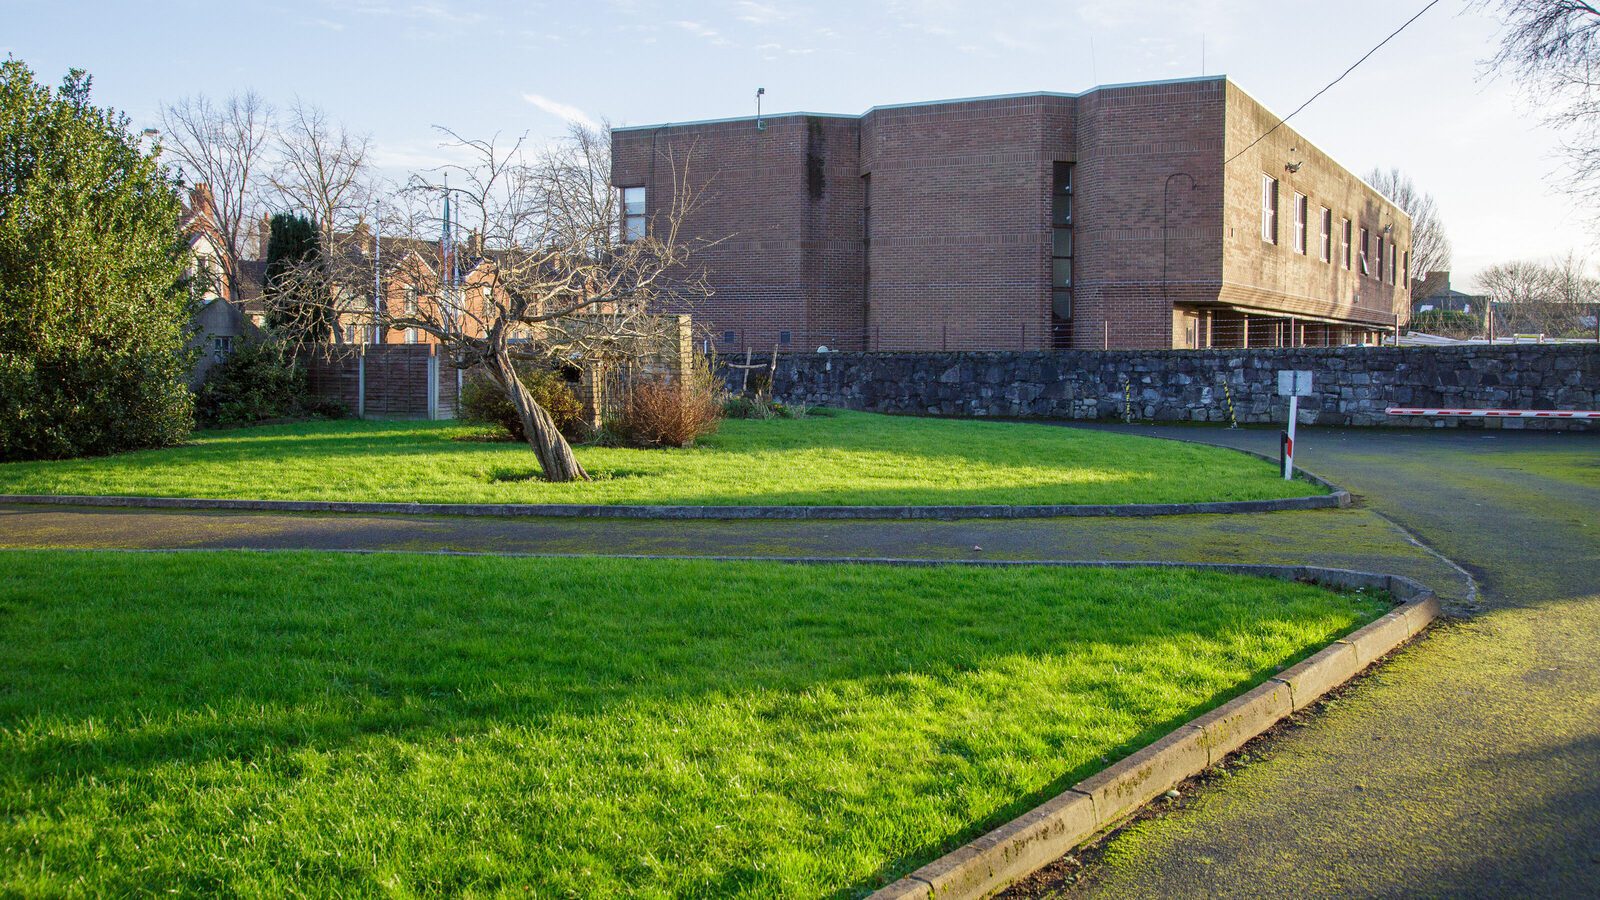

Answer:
[758,345,1599,430]
[301,345,461,419]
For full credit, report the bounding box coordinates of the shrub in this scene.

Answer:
[195,340,343,426]
[610,360,723,448]
[0,61,195,460]
[460,365,587,442]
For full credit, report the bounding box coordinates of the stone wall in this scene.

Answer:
[758,346,1599,430]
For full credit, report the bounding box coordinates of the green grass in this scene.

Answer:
[0,551,1387,896]
[0,411,1322,506]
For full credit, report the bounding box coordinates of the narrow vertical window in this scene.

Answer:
[1341,219,1352,270]
[1293,193,1307,254]
[1051,162,1074,321]
[622,186,647,242]
[1402,249,1409,289]
[1320,207,1332,263]
[1359,227,1370,277]
[1260,174,1279,244]
[1377,233,1386,282]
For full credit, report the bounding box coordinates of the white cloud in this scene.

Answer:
[733,0,790,24]
[523,93,600,130]
[671,19,719,38]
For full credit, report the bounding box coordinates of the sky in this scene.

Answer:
[1,0,1587,288]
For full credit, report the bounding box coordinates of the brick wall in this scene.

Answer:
[756,346,1599,430]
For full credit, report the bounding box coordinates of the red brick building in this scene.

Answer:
[611,76,1412,352]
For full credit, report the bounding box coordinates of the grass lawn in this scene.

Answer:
[0,410,1323,506]
[0,551,1387,896]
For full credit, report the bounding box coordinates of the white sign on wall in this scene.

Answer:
[1277,370,1314,397]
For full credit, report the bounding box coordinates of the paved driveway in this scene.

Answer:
[1020,424,1600,898]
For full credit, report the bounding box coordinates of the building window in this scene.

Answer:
[1260,174,1279,244]
[721,330,735,344]
[1052,162,1074,320]
[1293,193,1308,254]
[405,289,418,316]
[1320,207,1332,263]
[1359,227,1370,277]
[405,327,417,344]
[1387,241,1397,286]
[1402,250,1409,288]
[622,186,646,242]
[211,335,232,361]
[1341,219,1352,270]
[779,330,792,346]
[1377,234,1386,282]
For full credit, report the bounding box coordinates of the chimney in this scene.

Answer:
[254,213,271,261]
[188,183,217,223]
[352,220,372,256]
[468,229,483,257]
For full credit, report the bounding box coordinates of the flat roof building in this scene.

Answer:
[611,75,1412,353]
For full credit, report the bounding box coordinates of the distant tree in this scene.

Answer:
[160,91,273,299]
[1482,2,1600,215]
[268,98,375,247]
[263,212,333,344]
[1364,167,1451,292]
[1478,253,1600,336]
[0,60,194,460]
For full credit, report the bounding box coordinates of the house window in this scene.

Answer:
[1387,241,1397,286]
[1359,227,1370,276]
[1402,250,1409,289]
[405,327,418,344]
[1377,234,1386,282]
[779,330,792,346]
[721,330,735,344]
[211,335,232,361]
[1341,219,1352,270]
[1052,162,1074,320]
[1260,174,1279,244]
[1293,193,1308,254]
[622,186,646,242]
[1320,207,1332,263]
[405,289,418,316]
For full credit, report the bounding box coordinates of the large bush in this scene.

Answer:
[609,359,723,448]
[194,340,343,426]
[460,364,587,441]
[0,61,194,460]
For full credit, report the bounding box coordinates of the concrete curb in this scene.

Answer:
[869,567,1439,900]
[0,484,1348,521]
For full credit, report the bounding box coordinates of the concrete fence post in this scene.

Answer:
[357,346,366,419]
[426,345,439,421]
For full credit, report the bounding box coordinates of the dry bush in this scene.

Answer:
[611,362,723,448]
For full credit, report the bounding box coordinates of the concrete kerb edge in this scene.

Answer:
[867,565,1438,900]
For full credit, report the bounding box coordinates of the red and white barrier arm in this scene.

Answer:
[1386,407,1600,419]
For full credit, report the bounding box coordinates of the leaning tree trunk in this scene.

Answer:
[487,352,590,482]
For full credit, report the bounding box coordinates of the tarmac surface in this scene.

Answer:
[2,423,1596,897]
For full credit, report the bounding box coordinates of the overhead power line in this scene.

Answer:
[1225,0,1442,166]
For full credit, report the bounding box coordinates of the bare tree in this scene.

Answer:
[269,99,374,245]
[1364,167,1451,292]
[160,91,273,301]
[1483,2,1600,209]
[323,125,709,482]
[1478,253,1600,336]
